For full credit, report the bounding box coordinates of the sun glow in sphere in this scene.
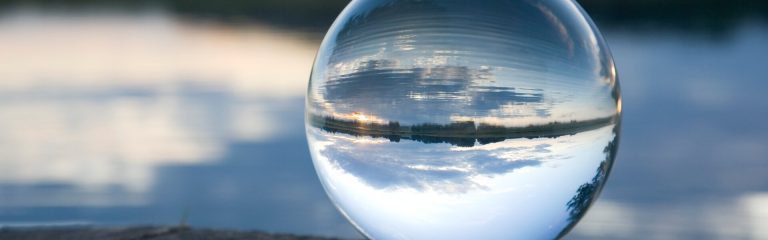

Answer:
[306,0,620,239]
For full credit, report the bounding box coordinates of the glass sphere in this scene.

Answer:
[306,0,620,239]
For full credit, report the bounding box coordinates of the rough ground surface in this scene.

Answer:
[0,226,349,240]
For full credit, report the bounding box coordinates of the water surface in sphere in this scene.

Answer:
[306,0,620,239]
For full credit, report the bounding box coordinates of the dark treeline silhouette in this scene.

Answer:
[557,122,620,239]
[1,0,765,34]
[308,113,618,147]
[0,0,348,32]
[580,0,768,34]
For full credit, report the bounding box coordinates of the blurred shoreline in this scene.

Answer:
[1,0,767,34]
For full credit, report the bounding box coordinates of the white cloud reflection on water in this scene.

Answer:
[0,6,766,240]
[0,9,313,98]
[0,9,315,206]
[572,194,768,239]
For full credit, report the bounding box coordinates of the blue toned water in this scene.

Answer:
[0,6,766,240]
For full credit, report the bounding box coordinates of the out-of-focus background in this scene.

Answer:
[0,0,766,239]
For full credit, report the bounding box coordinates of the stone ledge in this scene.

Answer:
[0,226,350,240]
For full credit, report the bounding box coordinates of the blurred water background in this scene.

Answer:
[0,0,766,239]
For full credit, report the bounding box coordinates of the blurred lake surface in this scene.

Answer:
[0,6,767,239]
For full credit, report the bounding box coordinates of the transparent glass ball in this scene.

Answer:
[306,0,620,239]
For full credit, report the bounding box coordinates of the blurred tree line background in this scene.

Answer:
[1,0,766,34]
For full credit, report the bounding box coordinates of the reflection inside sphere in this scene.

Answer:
[306,0,620,239]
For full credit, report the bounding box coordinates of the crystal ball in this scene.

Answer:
[306,0,620,239]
